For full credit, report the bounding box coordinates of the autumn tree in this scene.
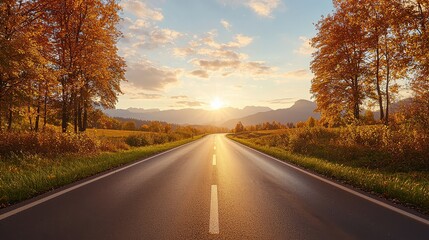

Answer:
[45,0,125,133]
[311,2,368,126]
[311,0,415,126]
[306,117,316,128]
[0,0,53,131]
[235,121,244,133]
[362,0,410,124]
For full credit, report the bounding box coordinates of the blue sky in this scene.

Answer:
[116,0,334,110]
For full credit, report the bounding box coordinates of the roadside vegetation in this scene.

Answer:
[229,123,429,213]
[0,123,220,208]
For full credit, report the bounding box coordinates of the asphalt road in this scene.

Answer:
[0,134,428,239]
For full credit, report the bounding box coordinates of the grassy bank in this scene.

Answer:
[0,136,203,208]
[228,131,429,213]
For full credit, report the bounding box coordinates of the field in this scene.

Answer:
[86,128,144,138]
[0,129,203,207]
[229,126,429,213]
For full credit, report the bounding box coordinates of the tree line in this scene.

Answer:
[0,0,125,132]
[311,0,429,127]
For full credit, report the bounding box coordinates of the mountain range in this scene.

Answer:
[103,99,320,128]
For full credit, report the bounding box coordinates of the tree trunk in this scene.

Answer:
[83,100,88,131]
[353,75,360,120]
[43,88,48,129]
[384,38,390,126]
[28,105,33,131]
[375,41,384,121]
[7,106,12,131]
[35,104,40,132]
[61,84,68,133]
[78,99,84,132]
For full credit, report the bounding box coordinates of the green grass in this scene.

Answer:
[228,134,429,213]
[0,136,203,208]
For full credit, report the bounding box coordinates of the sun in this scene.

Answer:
[210,97,223,110]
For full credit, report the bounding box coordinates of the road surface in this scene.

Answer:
[0,134,428,239]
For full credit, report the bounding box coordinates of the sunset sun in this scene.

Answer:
[210,98,223,110]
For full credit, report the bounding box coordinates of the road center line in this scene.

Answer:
[209,185,219,234]
[212,154,216,165]
[214,146,216,150]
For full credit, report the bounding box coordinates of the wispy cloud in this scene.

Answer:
[189,69,209,78]
[120,2,182,51]
[176,101,206,107]
[220,19,232,30]
[129,92,163,100]
[171,95,189,99]
[283,69,310,79]
[218,0,281,18]
[247,0,281,17]
[295,36,315,55]
[121,0,164,21]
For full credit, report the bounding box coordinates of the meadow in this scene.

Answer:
[0,128,203,207]
[229,126,429,213]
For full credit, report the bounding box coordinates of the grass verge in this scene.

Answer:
[228,134,429,214]
[0,136,203,208]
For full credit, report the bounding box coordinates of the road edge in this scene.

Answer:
[226,136,429,226]
[0,135,207,221]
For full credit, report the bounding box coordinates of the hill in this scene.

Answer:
[222,100,320,128]
[103,106,272,125]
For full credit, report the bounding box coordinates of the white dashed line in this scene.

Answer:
[212,154,216,165]
[209,185,219,234]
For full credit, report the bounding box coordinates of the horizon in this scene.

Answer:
[114,98,314,111]
[116,0,334,111]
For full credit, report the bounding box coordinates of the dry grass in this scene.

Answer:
[229,126,429,213]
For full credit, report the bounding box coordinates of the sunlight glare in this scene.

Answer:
[210,98,223,110]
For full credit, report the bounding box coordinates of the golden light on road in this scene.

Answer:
[210,98,223,110]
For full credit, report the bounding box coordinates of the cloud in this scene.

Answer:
[125,60,181,91]
[193,59,241,71]
[173,47,196,58]
[122,0,164,21]
[120,6,182,50]
[131,26,182,49]
[218,0,281,18]
[244,61,272,75]
[283,69,310,79]
[173,32,252,59]
[295,36,315,55]
[247,0,280,17]
[171,95,189,99]
[176,101,206,107]
[190,69,209,78]
[225,34,253,48]
[129,92,163,100]
[175,31,275,79]
[267,97,295,104]
[220,19,232,30]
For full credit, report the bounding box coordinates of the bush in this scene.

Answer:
[0,131,99,158]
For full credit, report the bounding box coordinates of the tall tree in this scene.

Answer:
[45,0,125,132]
[311,0,368,126]
[0,0,52,131]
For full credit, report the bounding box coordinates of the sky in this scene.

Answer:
[116,0,334,110]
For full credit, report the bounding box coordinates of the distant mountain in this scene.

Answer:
[222,100,320,128]
[103,106,272,126]
[127,108,160,113]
